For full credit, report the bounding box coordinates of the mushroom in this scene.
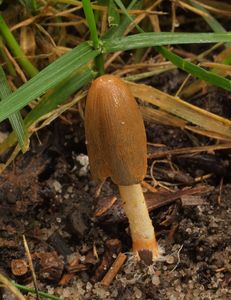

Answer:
[85,75,158,260]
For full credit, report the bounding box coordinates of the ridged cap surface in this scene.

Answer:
[85,75,147,186]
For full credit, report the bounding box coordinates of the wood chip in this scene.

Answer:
[101,252,127,286]
[11,259,28,277]
[93,239,121,282]
[59,273,75,286]
[94,196,117,217]
[181,195,206,206]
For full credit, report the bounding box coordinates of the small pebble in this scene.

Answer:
[133,287,142,299]
[53,180,62,193]
[67,186,73,193]
[166,255,175,264]
[80,256,86,262]
[152,274,160,286]
[86,282,92,291]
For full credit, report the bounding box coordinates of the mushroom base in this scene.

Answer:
[119,184,159,261]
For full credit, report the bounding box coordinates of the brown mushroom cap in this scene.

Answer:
[85,75,147,186]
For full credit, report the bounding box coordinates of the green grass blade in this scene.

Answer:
[82,0,99,48]
[0,69,94,154]
[156,46,231,91]
[108,0,120,27]
[103,0,141,39]
[0,37,16,76]
[82,0,104,75]
[187,1,230,68]
[0,42,99,123]
[0,15,38,77]
[103,32,231,52]
[114,0,143,33]
[223,55,231,65]
[0,274,25,300]
[14,283,62,300]
[188,0,227,34]
[103,30,231,91]
[0,66,28,152]
[24,68,94,128]
[19,0,39,12]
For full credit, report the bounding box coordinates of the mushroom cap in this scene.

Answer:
[85,75,147,186]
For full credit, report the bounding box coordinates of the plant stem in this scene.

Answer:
[14,283,62,300]
[0,37,16,76]
[82,0,104,75]
[0,15,38,78]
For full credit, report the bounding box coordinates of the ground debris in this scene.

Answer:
[95,185,213,224]
[48,231,72,258]
[101,252,127,286]
[0,238,17,249]
[152,165,194,185]
[174,154,230,177]
[92,239,122,283]
[0,153,49,216]
[33,251,64,282]
[11,259,28,277]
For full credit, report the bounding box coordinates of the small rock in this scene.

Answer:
[133,287,142,299]
[75,154,89,176]
[86,282,92,291]
[67,208,89,239]
[93,284,109,298]
[166,255,175,264]
[67,186,73,193]
[152,274,160,286]
[53,180,62,193]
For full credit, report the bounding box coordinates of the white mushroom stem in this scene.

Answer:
[119,184,158,259]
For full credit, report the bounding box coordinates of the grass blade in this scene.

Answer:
[0,42,99,123]
[82,0,104,74]
[188,0,227,34]
[0,273,25,300]
[103,32,231,52]
[128,81,231,139]
[103,31,231,91]
[82,0,100,48]
[103,0,141,39]
[156,46,231,91]
[108,0,120,27]
[113,0,143,33]
[0,69,94,155]
[0,66,28,152]
[0,37,16,76]
[14,283,62,300]
[0,15,38,77]
[24,68,94,128]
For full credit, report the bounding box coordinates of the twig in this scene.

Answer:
[23,235,41,300]
[170,245,183,273]
[148,143,231,159]
[101,252,127,286]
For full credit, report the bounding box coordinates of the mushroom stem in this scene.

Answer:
[119,184,158,260]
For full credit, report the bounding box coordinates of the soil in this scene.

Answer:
[0,80,231,300]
